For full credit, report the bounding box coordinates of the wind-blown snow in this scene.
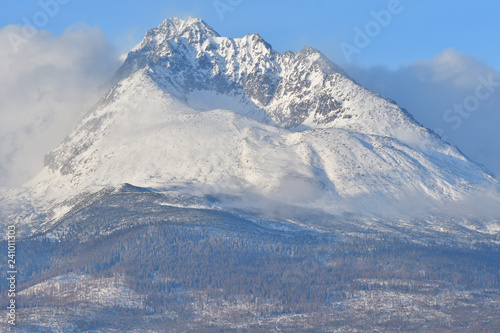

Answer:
[3,17,499,235]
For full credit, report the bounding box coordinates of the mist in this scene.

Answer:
[0,24,120,187]
[344,48,500,178]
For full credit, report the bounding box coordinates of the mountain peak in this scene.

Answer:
[115,18,435,136]
[243,32,271,46]
[155,17,220,41]
[129,17,219,54]
[14,16,499,235]
[295,46,348,77]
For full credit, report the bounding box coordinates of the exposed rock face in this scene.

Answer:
[4,17,497,236]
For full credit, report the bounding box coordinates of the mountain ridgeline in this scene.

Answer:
[30,17,499,225]
[1,17,499,331]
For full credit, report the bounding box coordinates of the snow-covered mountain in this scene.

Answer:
[4,17,500,237]
[3,18,500,331]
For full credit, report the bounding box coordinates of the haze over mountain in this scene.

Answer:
[1,17,499,236]
[2,17,500,332]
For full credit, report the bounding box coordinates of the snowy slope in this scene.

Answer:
[4,17,499,236]
[115,18,434,145]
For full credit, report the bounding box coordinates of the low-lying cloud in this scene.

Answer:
[344,48,500,177]
[0,24,120,187]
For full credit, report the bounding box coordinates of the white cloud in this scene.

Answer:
[2,31,498,194]
[0,24,120,187]
[345,48,500,177]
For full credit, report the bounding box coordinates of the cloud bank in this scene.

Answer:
[1,27,498,194]
[0,24,120,187]
[345,48,500,177]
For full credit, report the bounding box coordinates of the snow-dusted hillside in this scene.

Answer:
[4,17,500,236]
[2,17,500,333]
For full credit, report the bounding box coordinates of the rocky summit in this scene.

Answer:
[1,17,499,332]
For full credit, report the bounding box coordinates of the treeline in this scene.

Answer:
[2,222,499,318]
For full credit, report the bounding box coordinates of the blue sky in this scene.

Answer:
[0,0,499,185]
[1,0,500,69]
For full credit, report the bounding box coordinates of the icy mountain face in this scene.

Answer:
[4,18,500,331]
[115,18,427,142]
[23,17,500,225]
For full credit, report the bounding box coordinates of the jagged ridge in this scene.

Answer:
[11,17,498,235]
